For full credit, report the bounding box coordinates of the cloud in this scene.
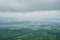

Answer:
[0,0,60,12]
[0,10,60,22]
[0,0,29,12]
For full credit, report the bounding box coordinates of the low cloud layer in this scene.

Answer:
[0,0,60,12]
[0,10,60,22]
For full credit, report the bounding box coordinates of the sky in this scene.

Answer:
[0,0,60,12]
[0,0,60,22]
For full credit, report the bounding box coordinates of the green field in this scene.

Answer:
[0,22,60,40]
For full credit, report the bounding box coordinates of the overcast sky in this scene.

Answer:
[0,0,60,12]
[0,0,60,22]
